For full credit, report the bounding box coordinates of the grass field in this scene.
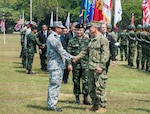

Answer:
[0,34,150,114]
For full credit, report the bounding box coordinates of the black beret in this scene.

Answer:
[75,24,84,28]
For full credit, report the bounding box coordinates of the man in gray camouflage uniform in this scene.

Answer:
[46,21,73,112]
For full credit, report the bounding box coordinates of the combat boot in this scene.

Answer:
[87,104,99,111]
[95,107,107,113]
[83,94,91,105]
[75,95,80,104]
[145,65,148,71]
[141,65,144,70]
[136,64,139,69]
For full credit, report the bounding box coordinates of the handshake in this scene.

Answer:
[67,56,78,71]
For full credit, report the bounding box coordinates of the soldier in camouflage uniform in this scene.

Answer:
[67,24,91,105]
[141,25,150,71]
[46,21,73,112]
[73,21,110,113]
[136,24,143,69]
[118,29,128,61]
[26,26,44,74]
[20,30,26,58]
[141,24,148,70]
[22,24,31,68]
[127,24,136,67]
[147,26,150,72]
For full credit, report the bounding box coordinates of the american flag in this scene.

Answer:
[14,15,24,31]
[1,19,5,32]
[142,0,150,24]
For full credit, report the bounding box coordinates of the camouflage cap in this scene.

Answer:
[106,23,112,29]
[87,21,99,28]
[53,21,65,29]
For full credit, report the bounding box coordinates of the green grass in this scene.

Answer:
[0,34,150,114]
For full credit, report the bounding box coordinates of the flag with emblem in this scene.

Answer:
[1,18,5,32]
[142,0,150,24]
[14,13,24,31]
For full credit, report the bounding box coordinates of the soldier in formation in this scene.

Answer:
[127,24,136,67]
[118,29,128,61]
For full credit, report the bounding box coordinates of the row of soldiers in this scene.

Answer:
[115,24,150,72]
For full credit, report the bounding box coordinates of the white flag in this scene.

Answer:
[50,11,53,27]
[114,0,122,26]
[65,12,70,29]
[102,0,112,23]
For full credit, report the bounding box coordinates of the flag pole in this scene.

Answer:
[56,1,58,21]
[30,0,32,23]
[22,11,24,28]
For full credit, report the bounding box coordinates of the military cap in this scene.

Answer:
[87,21,99,28]
[106,23,112,29]
[75,24,84,28]
[128,24,135,29]
[114,26,119,31]
[137,24,142,29]
[71,22,78,27]
[53,21,65,29]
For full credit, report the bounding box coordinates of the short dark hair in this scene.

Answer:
[31,26,37,31]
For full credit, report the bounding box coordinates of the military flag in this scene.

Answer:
[102,0,112,23]
[79,0,91,23]
[65,12,70,29]
[142,0,150,24]
[1,18,5,32]
[50,11,53,27]
[14,13,24,31]
[93,0,103,21]
[114,0,122,27]
[131,13,134,25]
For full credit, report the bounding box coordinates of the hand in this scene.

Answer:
[68,65,73,71]
[112,61,116,67]
[72,56,78,63]
[96,67,103,74]
[39,49,42,54]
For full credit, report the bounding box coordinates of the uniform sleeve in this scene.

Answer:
[76,45,88,60]
[67,39,73,65]
[99,38,110,69]
[50,37,73,60]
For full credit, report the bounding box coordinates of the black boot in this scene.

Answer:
[141,65,144,70]
[76,95,80,104]
[83,94,91,105]
[136,64,139,69]
[145,65,148,71]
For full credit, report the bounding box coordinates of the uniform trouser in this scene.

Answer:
[141,45,147,67]
[120,45,128,60]
[148,47,150,70]
[72,68,89,96]
[115,45,118,57]
[106,57,111,74]
[63,69,69,83]
[22,48,27,67]
[136,46,142,65]
[128,46,136,65]
[88,70,107,108]
[27,52,34,70]
[47,69,64,109]
[39,48,47,69]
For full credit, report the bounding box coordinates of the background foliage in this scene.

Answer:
[0,0,143,32]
